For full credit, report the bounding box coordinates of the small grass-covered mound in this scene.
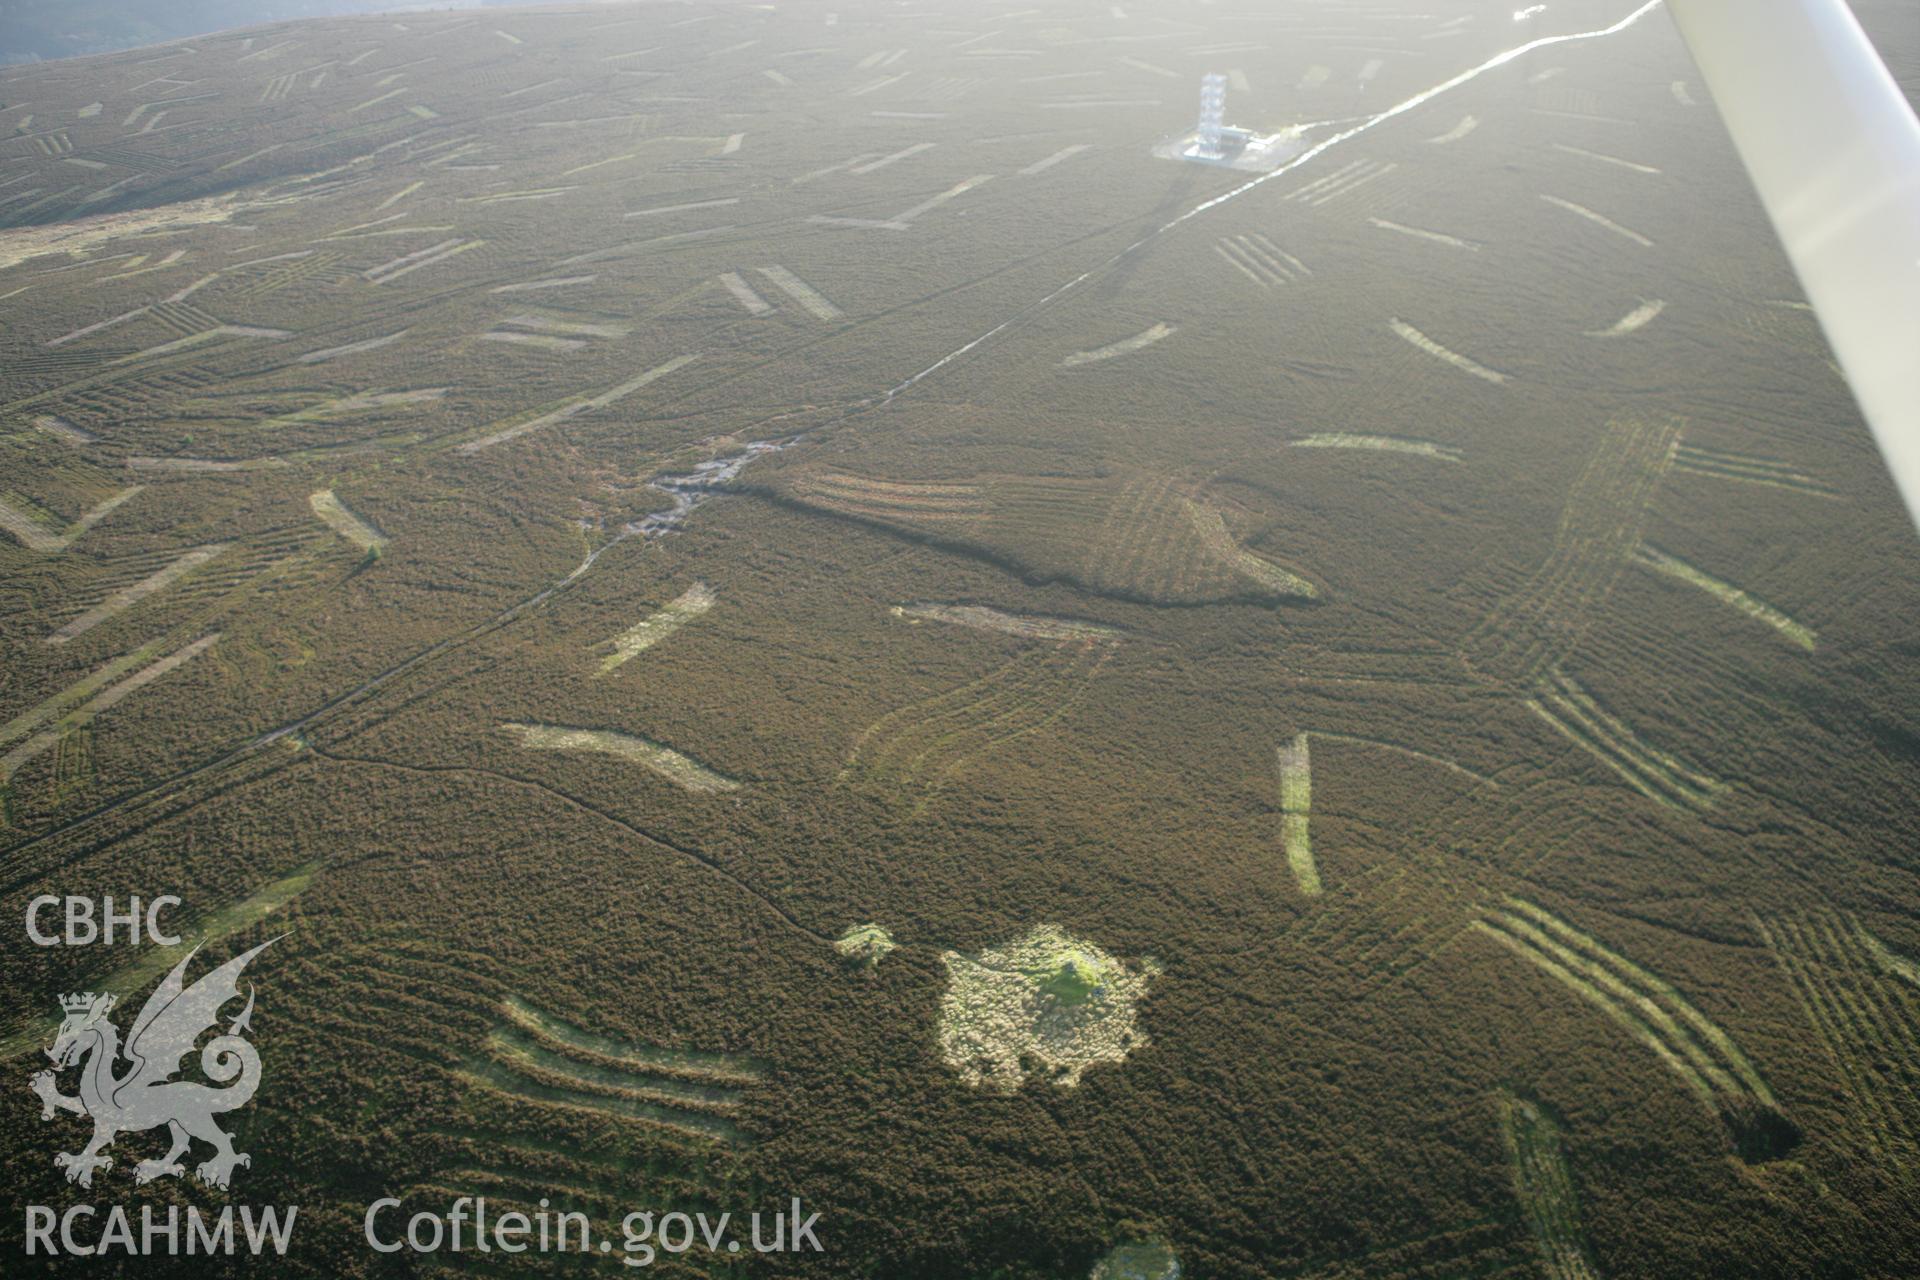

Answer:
[1029,948,1112,1006]
[833,923,897,969]
[1090,1240,1181,1280]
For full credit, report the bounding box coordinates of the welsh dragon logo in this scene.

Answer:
[28,940,273,1190]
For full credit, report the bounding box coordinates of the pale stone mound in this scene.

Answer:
[938,924,1157,1092]
[1090,1240,1181,1280]
[833,924,897,969]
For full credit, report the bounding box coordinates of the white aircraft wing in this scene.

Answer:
[1666,0,1920,529]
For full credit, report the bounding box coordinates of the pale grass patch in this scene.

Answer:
[499,723,738,793]
[597,582,716,673]
[938,925,1157,1091]
[1061,322,1175,367]
[309,489,388,552]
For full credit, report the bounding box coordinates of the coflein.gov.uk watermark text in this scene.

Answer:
[23,1197,822,1266]
[368,1196,823,1267]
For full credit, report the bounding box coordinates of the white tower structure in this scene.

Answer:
[1193,73,1227,159]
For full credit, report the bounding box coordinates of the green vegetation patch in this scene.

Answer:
[2,634,222,782]
[1029,948,1113,1006]
[1478,897,1780,1153]
[502,995,765,1083]
[1634,544,1816,650]
[1276,734,1318,896]
[1497,1091,1599,1280]
[1526,668,1723,813]
[463,995,764,1147]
